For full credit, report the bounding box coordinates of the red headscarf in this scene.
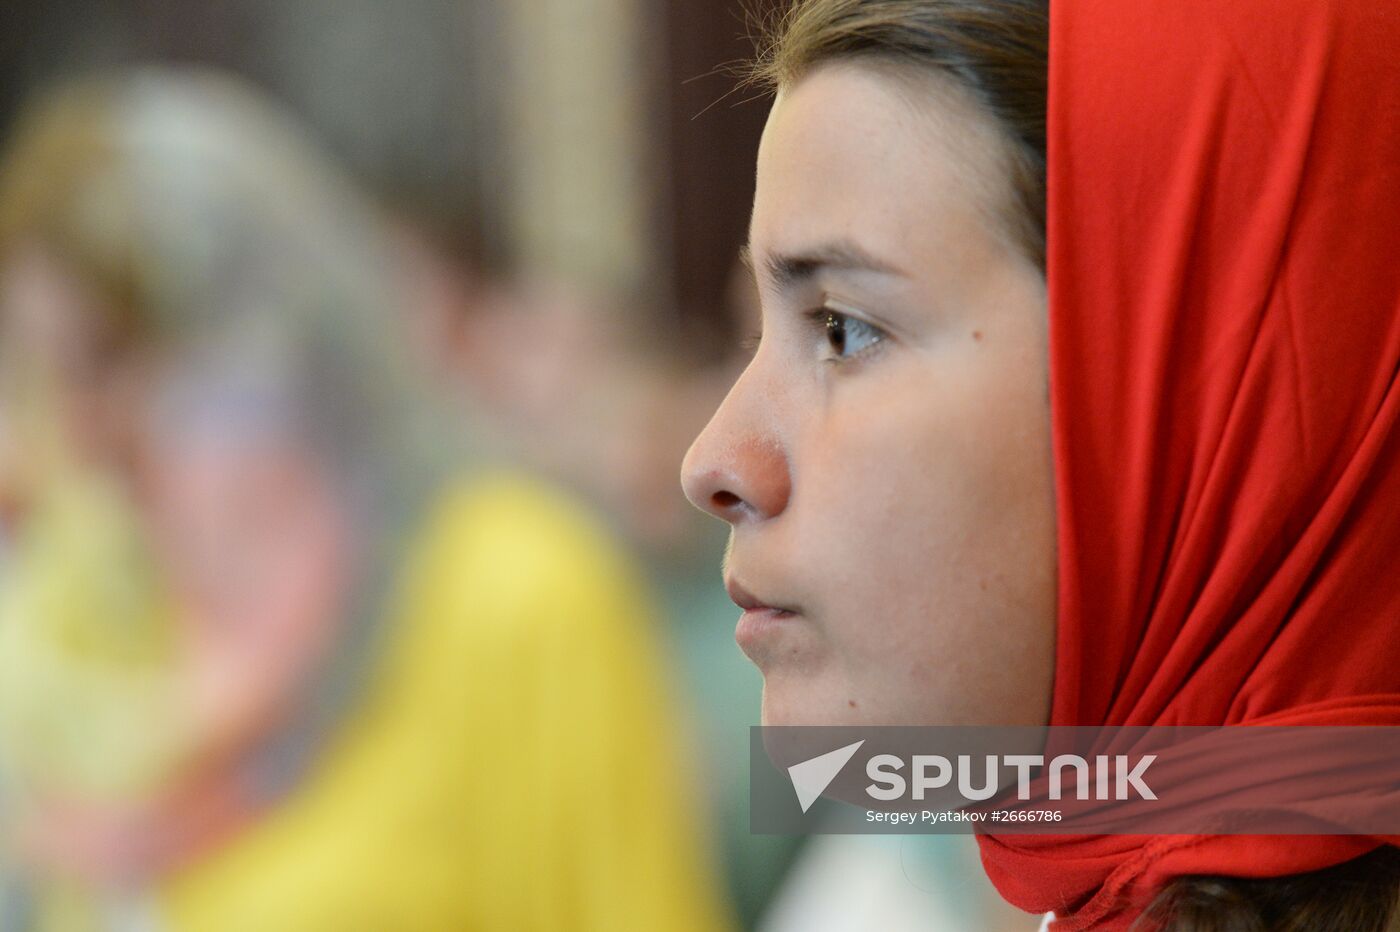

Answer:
[976,0,1400,927]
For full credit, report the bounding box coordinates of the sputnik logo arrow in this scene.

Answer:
[787,739,866,813]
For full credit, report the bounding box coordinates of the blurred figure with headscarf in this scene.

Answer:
[0,68,734,932]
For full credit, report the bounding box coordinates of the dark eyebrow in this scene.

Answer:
[742,240,905,290]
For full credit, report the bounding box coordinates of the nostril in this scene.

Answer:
[711,490,742,510]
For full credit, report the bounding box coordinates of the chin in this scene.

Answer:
[759,679,877,727]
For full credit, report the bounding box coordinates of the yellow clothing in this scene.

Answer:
[0,471,185,803]
[155,470,734,931]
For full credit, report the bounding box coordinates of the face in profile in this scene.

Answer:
[682,61,1057,727]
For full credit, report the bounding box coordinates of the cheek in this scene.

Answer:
[791,346,1055,685]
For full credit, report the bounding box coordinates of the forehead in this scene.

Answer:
[750,60,1012,283]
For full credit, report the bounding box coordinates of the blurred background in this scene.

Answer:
[0,2,1034,929]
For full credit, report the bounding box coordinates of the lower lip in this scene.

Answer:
[736,607,800,650]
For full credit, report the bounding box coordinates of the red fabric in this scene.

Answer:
[976,0,1400,927]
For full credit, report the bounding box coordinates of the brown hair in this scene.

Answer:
[1134,846,1400,932]
[751,2,1400,929]
[747,0,1048,269]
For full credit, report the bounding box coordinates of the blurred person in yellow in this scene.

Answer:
[0,68,734,932]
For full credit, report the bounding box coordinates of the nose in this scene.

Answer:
[680,378,791,524]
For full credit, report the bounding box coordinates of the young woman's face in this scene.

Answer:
[681,62,1057,727]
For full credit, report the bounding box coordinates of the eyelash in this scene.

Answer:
[804,306,887,363]
[735,306,888,362]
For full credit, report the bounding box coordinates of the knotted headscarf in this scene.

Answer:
[977,0,1400,926]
